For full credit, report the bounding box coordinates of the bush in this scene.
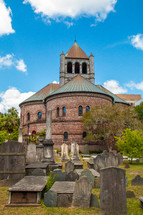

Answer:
[45,172,55,192]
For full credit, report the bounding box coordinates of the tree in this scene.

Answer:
[82,105,143,151]
[116,128,143,163]
[135,102,143,122]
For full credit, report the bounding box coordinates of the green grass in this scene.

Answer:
[0,161,143,215]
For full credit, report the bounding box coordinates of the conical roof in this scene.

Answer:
[65,41,89,59]
[46,75,113,101]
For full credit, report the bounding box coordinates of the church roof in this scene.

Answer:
[65,41,89,59]
[20,83,59,106]
[96,85,129,105]
[46,75,113,101]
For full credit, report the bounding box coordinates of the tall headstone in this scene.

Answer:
[61,143,69,162]
[117,153,123,165]
[100,167,127,215]
[79,169,94,188]
[71,142,80,162]
[26,142,36,164]
[65,161,74,174]
[42,110,54,163]
[72,176,92,208]
[18,128,23,143]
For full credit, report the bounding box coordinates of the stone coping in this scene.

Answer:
[75,169,100,177]
[25,163,49,169]
[50,181,75,194]
[8,176,48,192]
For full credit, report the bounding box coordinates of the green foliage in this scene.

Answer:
[116,128,143,162]
[27,134,38,143]
[82,105,143,151]
[37,129,46,137]
[135,102,143,122]
[45,172,55,192]
[0,107,20,144]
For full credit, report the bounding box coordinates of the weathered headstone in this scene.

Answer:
[90,194,100,208]
[0,141,25,182]
[52,169,66,181]
[100,167,127,215]
[126,191,135,198]
[79,169,94,187]
[36,144,44,163]
[65,161,74,174]
[84,144,89,154]
[44,190,57,207]
[138,197,143,209]
[131,175,143,186]
[26,142,37,164]
[94,154,106,172]
[124,163,130,169]
[31,168,45,176]
[71,142,80,162]
[117,153,123,165]
[61,143,69,162]
[65,171,79,181]
[72,176,92,208]
[18,128,23,143]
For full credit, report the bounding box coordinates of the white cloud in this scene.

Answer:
[0,54,27,73]
[16,59,27,72]
[52,81,59,84]
[0,0,15,36]
[103,80,127,94]
[126,81,143,91]
[0,87,35,113]
[23,0,117,25]
[130,34,143,50]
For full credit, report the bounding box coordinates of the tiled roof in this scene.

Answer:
[97,85,129,105]
[47,75,113,100]
[65,41,89,59]
[20,83,59,105]
[116,94,141,101]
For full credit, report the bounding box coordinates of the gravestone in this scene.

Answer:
[44,190,57,207]
[126,191,135,198]
[131,175,143,186]
[124,163,130,169]
[84,144,89,154]
[71,142,80,162]
[26,142,37,164]
[0,141,25,182]
[53,150,58,161]
[65,171,79,181]
[79,169,94,188]
[65,161,74,174]
[61,143,69,162]
[36,144,44,163]
[117,153,123,165]
[18,128,23,143]
[138,197,143,209]
[25,163,49,176]
[72,176,92,208]
[100,167,127,215]
[90,194,100,208]
[94,154,106,172]
[52,169,66,181]
[31,168,45,176]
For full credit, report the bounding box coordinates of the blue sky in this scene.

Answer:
[0,0,143,112]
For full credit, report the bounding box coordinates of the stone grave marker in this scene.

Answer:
[61,143,69,162]
[84,144,89,154]
[65,171,79,181]
[131,175,143,186]
[44,190,57,207]
[31,168,45,176]
[72,176,92,208]
[79,168,94,187]
[126,191,135,198]
[100,167,127,215]
[90,194,100,208]
[65,161,74,174]
[138,197,143,209]
[52,169,66,181]
[71,142,80,162]
[26,142,37,164]
[117,153,123,165]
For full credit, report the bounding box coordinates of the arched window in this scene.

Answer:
[64,132,68,140]
[67,62,72,73]
[38,112,42,120]
[57,107,59,117]
[82,62,87,74]
[63,107,66,116]
[86,106,90,112]
[32,130,36,137]
[75,62,80,74]
[78,106,83,116]
[83,132,87,138]
[27,113,30,121]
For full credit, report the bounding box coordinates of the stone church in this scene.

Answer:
[20,41,128,151]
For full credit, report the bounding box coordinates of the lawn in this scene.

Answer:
[0,160,143,215]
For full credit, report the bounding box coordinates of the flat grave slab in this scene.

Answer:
[87,161,94,169]
[76,169,100,178]
[72,162,83,169]
[50,181,75,207]
[49,163,62,171]
[25,163,49,176]
[8,176,48,206]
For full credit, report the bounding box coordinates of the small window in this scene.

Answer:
[57,107,59,117]
[82,63,87,74]
[27,113,30,121]
[67,62,72,73]
[63,107,66,116]
[64,132,68,140]
[38,112,42,120]
[86,106,90,112]
[78,106,83,116]
[75,62,80,74]
[32,130,36,136]
[83,132,87,138]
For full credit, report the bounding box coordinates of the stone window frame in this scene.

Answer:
[64,132,68,141]
[75,62,80,74]
[62,106,66,117]
[86,106,90,112]
[27,112,30,121]
[57,107,60,117]
[82,62,87,74]
[67,61,72,73]
[78,106,83,116]
[37,111,42,120]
